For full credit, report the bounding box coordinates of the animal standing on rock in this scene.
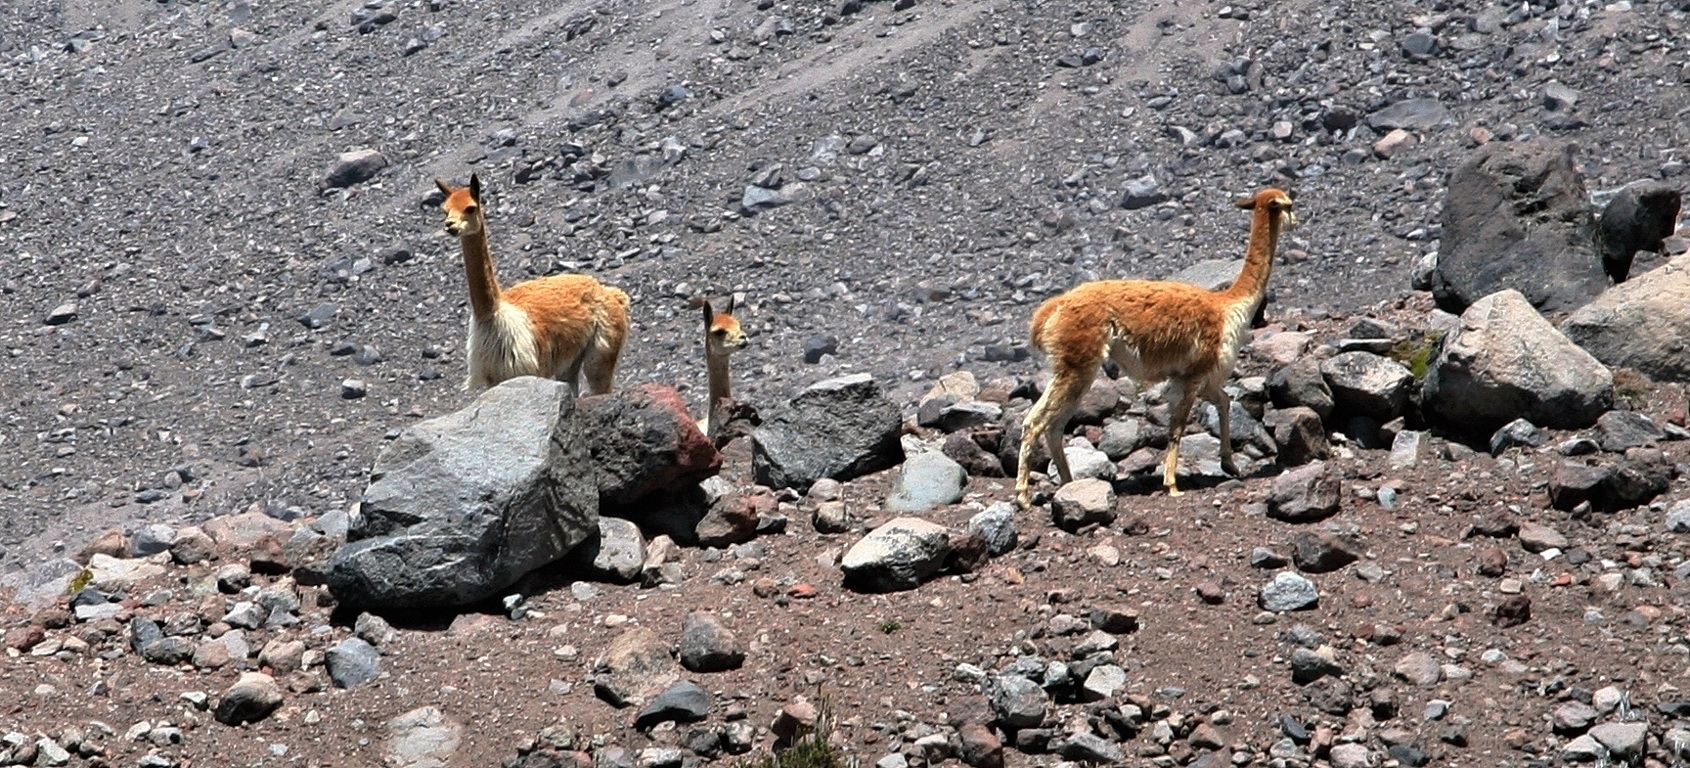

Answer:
[436,173,630,392]
[1015,187,1298,507]
[695,296,748,442]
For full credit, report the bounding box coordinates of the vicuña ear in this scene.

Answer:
[469,173,483,203]
[725,294,737,315]
[435,179,452,197]
[702,300,715,325]
[1235,195,1257,210]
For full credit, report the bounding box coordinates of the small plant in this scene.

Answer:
[734,695,854,768]
[877,619,903,634]
[66,568,93,594]
[1388,331,1444,380]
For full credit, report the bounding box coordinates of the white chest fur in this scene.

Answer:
[466,302,540,389]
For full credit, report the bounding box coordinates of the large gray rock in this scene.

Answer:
[328,377,599,608]
[885,452,967,513]
[1597,181,1681,282]
[1320,352,1414,421]
[984,674,1048,728]
[840,517,952,593]
[1424,290,1613,436]
[752,374,904,492]
[1433,140,1607,314]
[579,383,722,509]
[385,707,464,768]
[1563,253,1690,382]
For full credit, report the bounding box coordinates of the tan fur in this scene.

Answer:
[696,296,748,440]
[436,174,631,394]
[1016,188,1297,507]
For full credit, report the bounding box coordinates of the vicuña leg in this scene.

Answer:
[1206,380,1240,477]
[1162,380,1201,497]
[1016,368,1094,507]
[581,336,621,396]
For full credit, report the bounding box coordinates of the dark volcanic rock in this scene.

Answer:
[1433,140,1607,314]
[1597,181,1681,282]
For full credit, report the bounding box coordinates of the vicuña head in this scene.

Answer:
[703,295,749,360]
[1015,186,1296,507]
[433,172,631,394]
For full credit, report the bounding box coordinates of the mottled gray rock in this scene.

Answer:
[1552,700,1599,732]
[1120,174,1166,209]
[328,377,598,608]
[592,626,678,708]
[326,637,381,688]
[1596,410,1664,452]
[968,502,1018,555]
[582,516,645,583]
[1433,140,1606,314]
[1393,652,1442,686]
[214,672,283,725]
[1424,290,1613,436]
[1269,358,1335,422]
[1321,352,1414,421]
[1260,572,1319,612]
[678,612,745,673]
[1667,500,1690,533]
[1265,406,1329,467]
[1050,478,1116,532]
[323,148,387,189]
[1058,733,1123,763]
[752,374,904,492]
[984,674,1048,728]
[1267,462,1341,522]
[1291,531,1363,574]
[841,517,952,593]
[1051,442,1116,482]
[1518,522,1569,553]
[885,452,967,513]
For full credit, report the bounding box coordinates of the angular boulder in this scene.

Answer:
[1423,290,1613,437]
[579,383,722,509]
[885,452,968,513]
[1320,351,1414,421]
[1597,181,1681,282]
[1562,253,1690,382]
[840,517,952,593]
[328,377,598,608]
[752,374,904,492]
[1433,140,1607,314]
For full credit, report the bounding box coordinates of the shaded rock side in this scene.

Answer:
[328,377,599,608]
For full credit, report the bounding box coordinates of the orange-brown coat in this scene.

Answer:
[436,174,630,393]
[1016,187,1296,506]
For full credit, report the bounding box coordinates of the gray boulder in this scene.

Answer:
[1269,358,1335,422]
[1562,253,1690,382]
[885,452,967,513]
[1597,181,1681,282]
[323,148,387,189]
[1433,140,1607,314]
[1267,462,1341,522]
[841,517,953,593]
[1424,290,1613,436]
[1320,352,1414,421]
[1366,98,1454,131]
[328,377,599,608]
[752,374,904,492]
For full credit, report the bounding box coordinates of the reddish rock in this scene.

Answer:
[957,722,1005,768]
[4,624,46,652]
[77,528,131,564]
[1475,546,1508,577]
[1494,594,1532,628]
[580,384,723,509]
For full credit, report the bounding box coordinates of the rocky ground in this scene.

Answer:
[3,0,1690,766]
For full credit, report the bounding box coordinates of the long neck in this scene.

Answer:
[706,350,732,408]
[1220,207,1283,307]
[460,215,502,322]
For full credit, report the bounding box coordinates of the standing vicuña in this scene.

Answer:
[1015,187,1297,507]
[435,173,630,393]
[696,295,748,442]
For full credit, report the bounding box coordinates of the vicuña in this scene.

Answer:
[1016,187,1297,507]
[435,173,630,393]
[695,295,748,442]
